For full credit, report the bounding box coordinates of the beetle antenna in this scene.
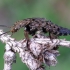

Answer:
[0,31,10,36]
[0,25,11,28]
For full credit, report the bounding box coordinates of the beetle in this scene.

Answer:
[0,18,70,41]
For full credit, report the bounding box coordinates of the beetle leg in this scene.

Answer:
[24,30,30,47]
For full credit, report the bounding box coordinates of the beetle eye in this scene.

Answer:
[14,28,18,32]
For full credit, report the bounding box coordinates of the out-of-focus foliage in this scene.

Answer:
[0,0,70,70]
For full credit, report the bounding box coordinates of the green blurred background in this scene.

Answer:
[0,0,70,70]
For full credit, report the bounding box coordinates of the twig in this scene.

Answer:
[0,30,70,70]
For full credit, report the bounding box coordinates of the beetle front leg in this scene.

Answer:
[24,30,30,47]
